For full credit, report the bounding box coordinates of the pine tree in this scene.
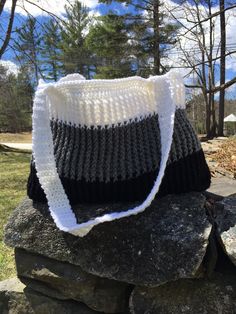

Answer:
[59,1,92,77]
[0,65,33,132]
[41,19,62,81]
[86,13,133,79]
[99,0,179,76]
[14,17,42,86]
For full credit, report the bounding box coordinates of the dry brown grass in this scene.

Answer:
[0,132,32,143]
[210,137,236,178]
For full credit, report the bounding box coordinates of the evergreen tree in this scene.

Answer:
[41,19,62,81]
[0,65,33,132]
[86,13,133,79]
[99,0,179,76]
[59,1,92,77]
[14,17,42,86]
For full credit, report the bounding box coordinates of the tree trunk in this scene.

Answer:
[205,93,211,138]
[32,44,39,84]
[218,0,226,136]
[208,0,216,137]
[211,92,216,136]
[153,0,160,75]
[200,47,211,138]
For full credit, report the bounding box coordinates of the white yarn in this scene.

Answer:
[32,70,185,237]
[44,71,185,128]
[58,73,86,82]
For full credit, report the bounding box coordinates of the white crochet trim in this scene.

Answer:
[44,71,185,128]
[32,70,184,237]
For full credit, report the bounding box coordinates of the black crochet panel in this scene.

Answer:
[27,149,211,204]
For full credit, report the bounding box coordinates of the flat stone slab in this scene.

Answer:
[215,195,236,266]
[130,272,236,314]
[0,277,25,294]
[15,248,130,313]
[207,177,236,197]
[0,277,98,314]
[4,193,212,287]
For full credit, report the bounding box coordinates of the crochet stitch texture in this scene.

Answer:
[27,71,211,237]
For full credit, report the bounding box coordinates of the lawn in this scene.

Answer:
[0,149,31,280]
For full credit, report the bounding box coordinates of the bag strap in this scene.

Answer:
[32,71,184,237]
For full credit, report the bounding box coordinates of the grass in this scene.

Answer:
[0,150,31,281]
[0,132,32,143]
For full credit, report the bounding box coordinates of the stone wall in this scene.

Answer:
[1,192,236,313]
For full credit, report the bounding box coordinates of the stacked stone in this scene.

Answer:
[1,192,236,313]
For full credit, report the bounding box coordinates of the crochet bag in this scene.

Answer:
[27,70,211,237]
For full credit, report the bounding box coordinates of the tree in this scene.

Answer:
[99,0,179,76]
[41,19,62,81]
[186,93,206,134]
[167,0,236,138]
[0,64,33,132]
[86,13,133,79]
[218,0,226,136]
[0,0,64,59]
[14,17,42,86]
[171,0,218,137]
[59,1,92,77]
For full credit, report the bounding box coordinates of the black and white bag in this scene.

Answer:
[27,70,211,237]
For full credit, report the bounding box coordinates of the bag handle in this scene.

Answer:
[32,71,184,237]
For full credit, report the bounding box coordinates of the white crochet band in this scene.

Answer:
[32,70,185,237]
[43,72,185,128]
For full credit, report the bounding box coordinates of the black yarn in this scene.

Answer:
[27,149,211,205]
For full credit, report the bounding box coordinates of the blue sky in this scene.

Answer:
[2,1,130,60]
[1,0,236,98]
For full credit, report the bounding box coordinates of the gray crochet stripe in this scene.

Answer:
[169,109,201,163]
[51,109,201,183]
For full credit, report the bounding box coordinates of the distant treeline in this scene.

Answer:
[0,65,32,133]
[187,95,236,135]
[1,61,235,134]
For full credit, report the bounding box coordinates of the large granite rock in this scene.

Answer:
[215,195,236,266]
[129,272,236,314]
[3,193,236,313]
[0,277,99,314]
[4,193,212,287]
[15,248,131,313]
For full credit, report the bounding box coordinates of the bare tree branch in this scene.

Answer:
[185,84,202,89]
[170,49,236,69]
[11,37,45,79]
[181,4,236,37]
[212,77,236,93]
[185,76,236,94]
[17,2,60,34]
[25,0,64,23]
[0,0,17,59]
[128,1,153,12]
